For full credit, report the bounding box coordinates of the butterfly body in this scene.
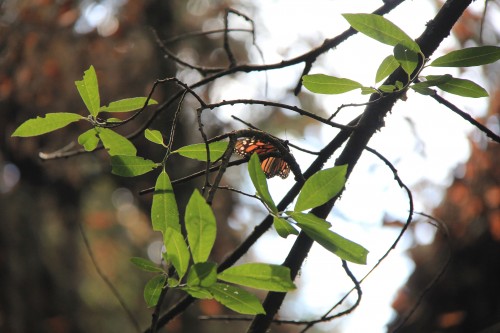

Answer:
[234,137,291,179]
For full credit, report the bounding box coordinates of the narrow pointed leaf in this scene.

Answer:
[342,13,420,53]
[75,65,100,116]
[164,228,190,279]
[218,263,296,292]
[144,274,166,307]
[208,283,265,315]
[130,257,165,273]
[12,113,83,137]
[175,141,229,161]
[297,221,368,265]
[289,212,331,229]
[294,164,347,212]
[185,189,216,263]
[303,74,362,94]
[376,55,400,83]
[144,129,166,146]
[111,155,158,177]
[273,216,299,238]
[182,286,214,299]
[151,170,180,232]
[435,77,488,98]
[187,262,217,287]
[430,46,500,67]
[394,43,418,75]
[100,97,158,112]
[248,154,278,213]
[78,128,100,151]
[98,128,137,156]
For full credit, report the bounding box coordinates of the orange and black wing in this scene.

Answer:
[261,156,290,179]
[234,138,278,156]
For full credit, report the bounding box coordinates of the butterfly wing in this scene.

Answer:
[234,137,291,179]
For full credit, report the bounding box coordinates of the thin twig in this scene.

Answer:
[78,221,141,333]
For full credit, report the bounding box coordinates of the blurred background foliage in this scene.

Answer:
[1,1,499,333]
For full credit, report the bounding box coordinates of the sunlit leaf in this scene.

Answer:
[111,155,158,177]
[78,128,100,151]
[342,13,420,53]
[182,286,214,299]
[435,77,488,98]
[294,164,347,212]
[303,74,363,94]
[394,43,418,75]
[273,216,299,238]
[208,283,265,315]
[151,169,180,232]
[288,212,331,229]
[218,263,296,292]
[98,128,137,156]
[379,84,397,93]
[75,65,100,116]
[248,154,278,214]
[144,129,166,147]
[144,274,166,307]
[430,46,500,67]
[296,221,368,265]
[164,228,190,279]
[12,113,83,137]
[100,97,158,112]
[185,189,216,263]
[174,141,229,161]
[187,262,218,287]
[375,55,399,83]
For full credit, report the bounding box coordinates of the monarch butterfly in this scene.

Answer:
[234,137,291,179]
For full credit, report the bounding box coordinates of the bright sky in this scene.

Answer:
[212,1,495,332]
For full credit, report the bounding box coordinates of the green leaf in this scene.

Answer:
[174,141,229,162]
[410,85,435,96]
[248,154,278,214]
[78,128,100,151]
[208,283,265,315]
[164,228,190,279]
[182,286,214,299]
[144,129,166,147]
[187,262,218,287]
[294,164,347,212]
[361,87,379,95]
[98,128,137,156]
[100,97,158,112]
[302,74,363,94]
[12,113,83,137]
[288,212,332,229]
[130,257,165,273]
[218,263,296,292]
[430,46,500,67]
[273,216,299,238]
[111,155,159,177]
[151,170,180,232]
[375,55,400,83]
[296,221,368,265]
[342,13,420,53]
[75,65,100,116]
[418,74,453,88]
[435,77,488,98]
[379,84,397,93]
[394,43,418,75]
[144,274,166,307]
[185,189,216,263]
